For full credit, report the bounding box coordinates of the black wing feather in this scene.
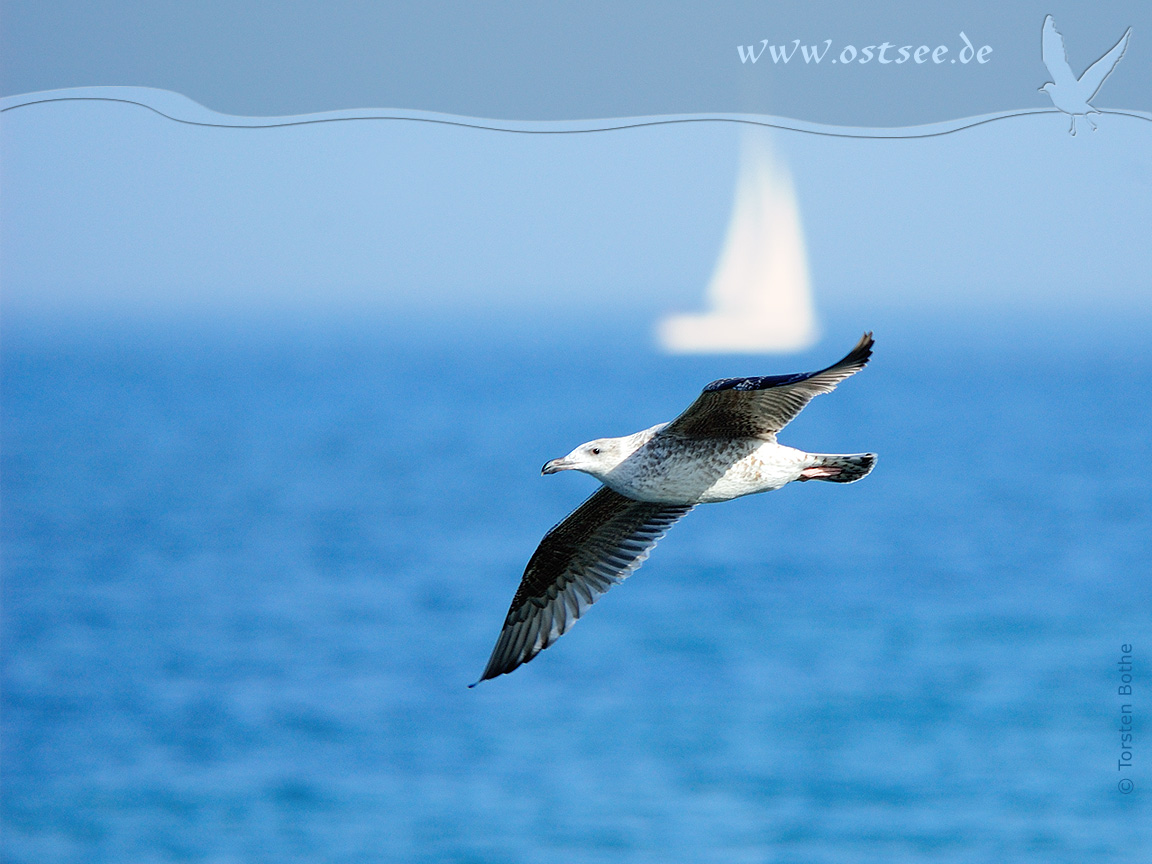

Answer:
[661,333,873,440]
[473,487,693,684]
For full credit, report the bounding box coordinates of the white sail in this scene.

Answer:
[658,134,819,353]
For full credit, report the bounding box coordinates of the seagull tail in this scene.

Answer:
[799,452,877,484]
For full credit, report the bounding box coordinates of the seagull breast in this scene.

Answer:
[604,437,809,504]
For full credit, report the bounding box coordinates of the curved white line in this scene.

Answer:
[2,86,1150,139]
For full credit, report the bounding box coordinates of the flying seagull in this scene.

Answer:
[1039,15,1132,135]
[472,332,876,685]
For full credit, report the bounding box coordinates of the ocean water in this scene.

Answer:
[2,312,1149,863]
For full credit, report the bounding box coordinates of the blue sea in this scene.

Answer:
[2,311,1149,862]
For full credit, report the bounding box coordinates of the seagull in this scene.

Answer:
[1039,15,1132,136]
[472,333,877,685]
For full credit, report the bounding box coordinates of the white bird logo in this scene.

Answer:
[1039,15,1132,135]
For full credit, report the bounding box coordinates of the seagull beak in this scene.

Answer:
[541,457,575,475]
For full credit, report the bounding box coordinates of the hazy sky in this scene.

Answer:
[2,96,1148,322]
[1,3,1149,327]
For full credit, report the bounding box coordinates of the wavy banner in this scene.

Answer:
[4,86,1149,140]
[2,5,1148,129]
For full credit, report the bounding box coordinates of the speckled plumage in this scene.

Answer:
[473,333,877,685]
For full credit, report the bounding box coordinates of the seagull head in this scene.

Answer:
[1039,82,1055,93]
[542,437,629,479]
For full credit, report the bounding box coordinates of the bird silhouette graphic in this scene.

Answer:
[1039,15,1132,135]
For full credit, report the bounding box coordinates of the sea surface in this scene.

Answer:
[2,311,1149,863]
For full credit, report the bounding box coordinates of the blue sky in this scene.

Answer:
[2,96,1148,324]
[1,3,1149,331]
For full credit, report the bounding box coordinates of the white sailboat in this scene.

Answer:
[658,134,819,353]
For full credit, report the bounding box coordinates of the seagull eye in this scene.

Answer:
[591,447,601,455]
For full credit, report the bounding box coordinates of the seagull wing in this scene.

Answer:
[1077,26,1131,102]
[473,487,693,684]
[661,332,873,440]
[1042,15,1078,89]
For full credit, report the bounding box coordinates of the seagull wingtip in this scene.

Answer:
[851,331,875,361]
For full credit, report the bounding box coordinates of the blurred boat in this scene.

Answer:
[658,135,819,353]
